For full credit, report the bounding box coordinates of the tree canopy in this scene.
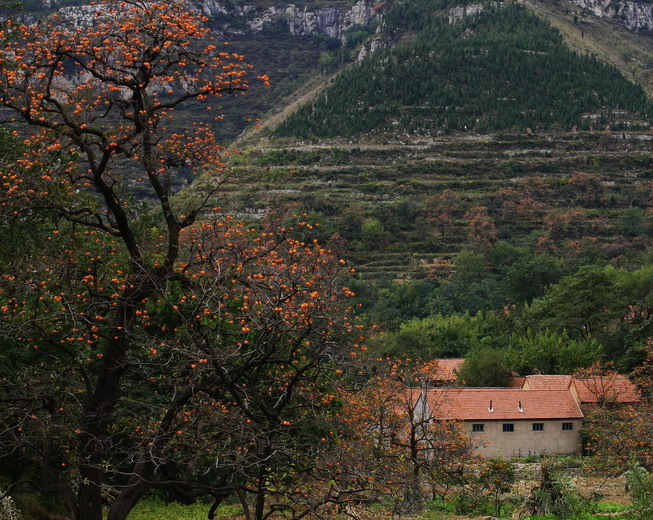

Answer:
[0,3,366,520]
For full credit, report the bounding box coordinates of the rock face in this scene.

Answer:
[56,4,114,28]
[448,3,484,24]
[205,0,382,41]
[50,0,384,43]
[572,0,653,32]
[356,25,395,61]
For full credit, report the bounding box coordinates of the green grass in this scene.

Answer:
[420,511,455,519]
[125,499,242,520]
[596,502,631,513]
[518,506,634,520]
[417,497,633,520]
[522,513,630,520]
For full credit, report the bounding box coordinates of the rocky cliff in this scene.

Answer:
[572,0,653,32]
[206,0,382,41]
[53,0,385,43]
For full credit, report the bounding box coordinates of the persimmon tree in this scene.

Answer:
[0,2,369,520]
[344,359,474,513]
[583,349,653,474]
[477,459,515,517]
[391,361,472,512]
[463,206,497,250]
[0,218,363,520]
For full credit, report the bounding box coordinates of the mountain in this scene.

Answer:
[17,0,653,141]
[14,0,388,141]
[274,0,653,138]
[572,0,653,32]
[13,0,653,275]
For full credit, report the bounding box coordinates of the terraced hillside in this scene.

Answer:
[222,132,653,278]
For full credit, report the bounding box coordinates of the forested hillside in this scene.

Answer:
[276,1,652,137]
[221,132,653,374]
[230,134,653,273]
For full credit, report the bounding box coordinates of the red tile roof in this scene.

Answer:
[572,375,641,404]
[424,388,584,421]
[522,375,573,391]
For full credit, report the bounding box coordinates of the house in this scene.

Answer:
[520,374,573,391]
[411,367,640,458]
[506,376,526,388]
[422,387,583,457]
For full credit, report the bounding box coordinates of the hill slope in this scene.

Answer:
[275,1,652,138]
[223,133,653,279]
[524,0,653,97]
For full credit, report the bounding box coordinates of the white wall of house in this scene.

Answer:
[465,419,582,457]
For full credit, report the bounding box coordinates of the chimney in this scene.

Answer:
[488,400,493,412]
[518,400,524,412]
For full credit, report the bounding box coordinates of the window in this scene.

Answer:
[472,424,484,432]
[502,423,514,432]
[562,422,574,431]
[532,423,544,431]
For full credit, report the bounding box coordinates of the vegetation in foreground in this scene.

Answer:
[75,461,645,519]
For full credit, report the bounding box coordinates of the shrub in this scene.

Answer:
[626,463,653,520]
[0,487,22,520]
[478,459,516,516]
[516,460,587,518]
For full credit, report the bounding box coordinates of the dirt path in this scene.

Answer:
[234,69,342,147]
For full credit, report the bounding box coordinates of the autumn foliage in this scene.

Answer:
[581,349,653,474]
[0,2,359,520]
[339,359,475,512]
[0,2,486,517]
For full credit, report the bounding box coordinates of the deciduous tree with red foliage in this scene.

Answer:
[342,359,474,513]
[0,3,363,520]
[463,206,497,250]
[566,171,605,207]
[581,350,653,474]
[495,186,544,222]
[425,190,462,238]
[543,209,591,242]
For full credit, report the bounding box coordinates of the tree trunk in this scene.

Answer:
[238,489,252,520]
[254,444,272,520]
[75,283,150,520]
[404,426,423,513]
[77,463,104,520]
[106,457,152,520]
[106,385,199,520]
[254,470,266,520]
